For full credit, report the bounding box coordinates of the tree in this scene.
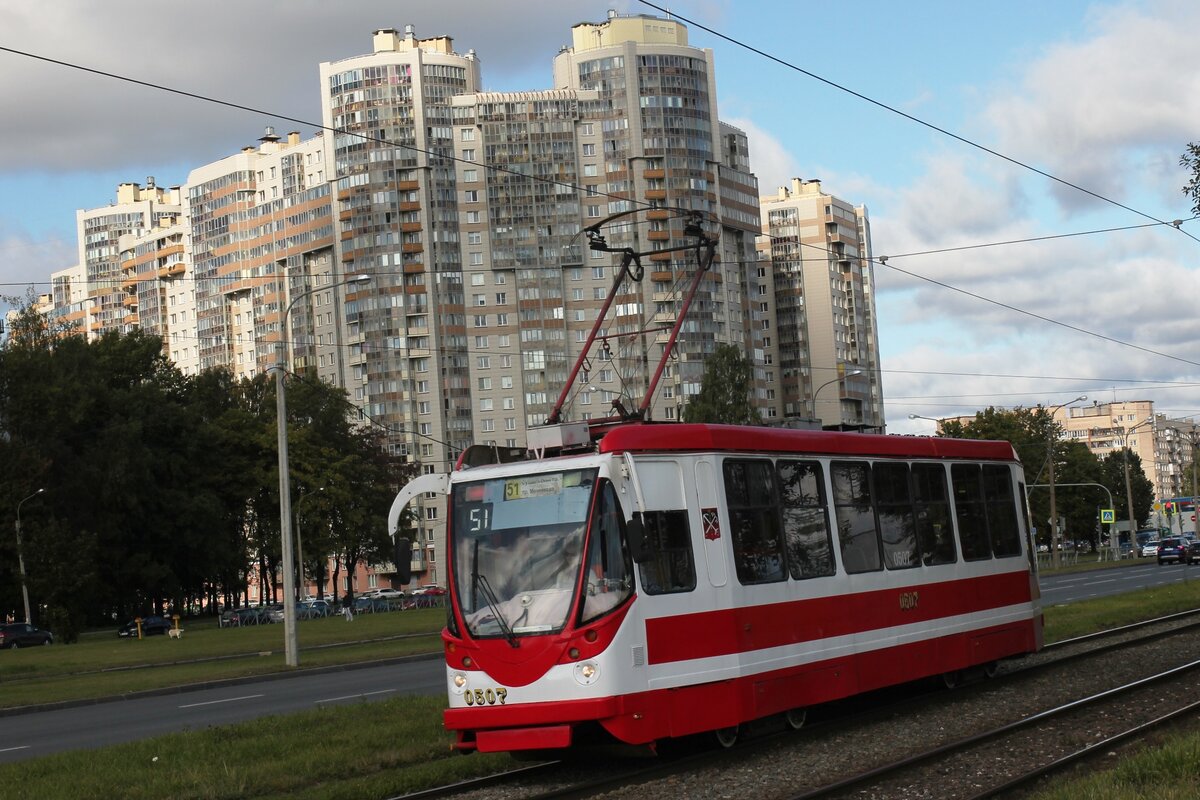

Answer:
[1180,142,1200,215]
[681,343,761,425]
[1100,449,1155,532]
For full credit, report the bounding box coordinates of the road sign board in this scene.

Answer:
[1100,509,1115,524]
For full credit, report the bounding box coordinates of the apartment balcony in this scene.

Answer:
[158,244,185,258]
[646,209,671,220]
[121,275,138,292]
[647,229,670,241]
[397,180,420,191]
[645,189,667,200]
[402,242,423,253]
[400,222,423,232]
[122,295,138,309]
[642,168,665,179]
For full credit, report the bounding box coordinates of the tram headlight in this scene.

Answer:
[573,661,600,686]
[451,672,469,694]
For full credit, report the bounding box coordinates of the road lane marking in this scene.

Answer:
[315,689,396,704]
[179,694,264,709]
[0,746,30,753]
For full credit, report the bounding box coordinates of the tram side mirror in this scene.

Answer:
[626,514,648,563]
[393,537,413,584]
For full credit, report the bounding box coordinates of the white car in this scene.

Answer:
[372,589,405,600]
[1140,540,1160,558]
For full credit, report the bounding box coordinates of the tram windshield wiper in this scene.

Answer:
[473,570,519,648]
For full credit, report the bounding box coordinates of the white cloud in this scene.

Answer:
[0,0,626,172]
[984,0,1200,215]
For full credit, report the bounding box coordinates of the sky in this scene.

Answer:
[1,0,1198,434]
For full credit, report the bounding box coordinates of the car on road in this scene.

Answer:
[118,615,174,637]
[1140,540,1160,558]
[0,623,53,649]
[1156,537,1190,565]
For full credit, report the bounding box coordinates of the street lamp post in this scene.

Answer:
[276,273,369,667]
[14,488,45,624]
[295,486,324,602]
[907,413,941,432]
[811,369,863,425]
[1116,417,1154,550]
[1045,395,1087,569]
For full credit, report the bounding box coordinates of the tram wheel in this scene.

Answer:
[785,708,807,731]
[983,661,1000,679]
[713,725,739,749]
[942,670,962,689]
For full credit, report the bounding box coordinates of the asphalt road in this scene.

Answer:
[1037,558,1200,605]
[0,655,444,764]
[3,560,1198,764]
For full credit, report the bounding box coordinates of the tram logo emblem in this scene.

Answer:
[702,508,721,540]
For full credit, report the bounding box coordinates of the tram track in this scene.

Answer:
[392,608,1200,800]
[789,658,1200,800]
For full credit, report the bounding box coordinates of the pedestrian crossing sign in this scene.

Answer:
[1100,509,1115,524]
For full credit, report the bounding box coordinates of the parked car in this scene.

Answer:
[1187,538,1200,565]
[373,588,406,600]
[300,599,332,618]
[1157,537,1189,565]
[1140,540,1160,558]
[118,615,173,637]
[0,623,53,649]
[410,585,445,596]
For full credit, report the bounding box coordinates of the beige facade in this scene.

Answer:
[758,178,884,430]
[1058,401,1199,506]
[76,180,180,340]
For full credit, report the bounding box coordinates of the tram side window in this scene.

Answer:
[951,464,991,560]
[831,460,883,573]
[724,459,786,584]
[983,465,1022,557]
[912,463,956,565]
[777,459,835,579]
[581,481,634,622]
[875,462,919,570]
[636,510,697,595]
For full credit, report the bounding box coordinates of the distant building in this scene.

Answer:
[758,178,884,430]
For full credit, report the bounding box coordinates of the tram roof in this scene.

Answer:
[597,423,1020,463]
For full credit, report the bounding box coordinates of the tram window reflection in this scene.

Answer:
[777,459,835,578]
[912,463,956,565]
[984,466,1022,557]
[831,460,883,573]
[875,462,919,570]
[952,464,991,561]
[724,459,786,584]
[636,510,697,594]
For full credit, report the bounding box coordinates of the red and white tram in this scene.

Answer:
[389,421,1043,754]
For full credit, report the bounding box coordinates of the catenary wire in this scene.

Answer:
[2,42,1198,393]
[636,0,1200,246]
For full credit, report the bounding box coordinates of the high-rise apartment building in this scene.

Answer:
[39,11,892,590]
[550,13,763,421]
[77,180,181,339]
[758,178,884,430]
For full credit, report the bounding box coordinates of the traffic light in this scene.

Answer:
[1165,502,1175,515]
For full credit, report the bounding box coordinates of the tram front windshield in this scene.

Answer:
[451,469,597,640]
